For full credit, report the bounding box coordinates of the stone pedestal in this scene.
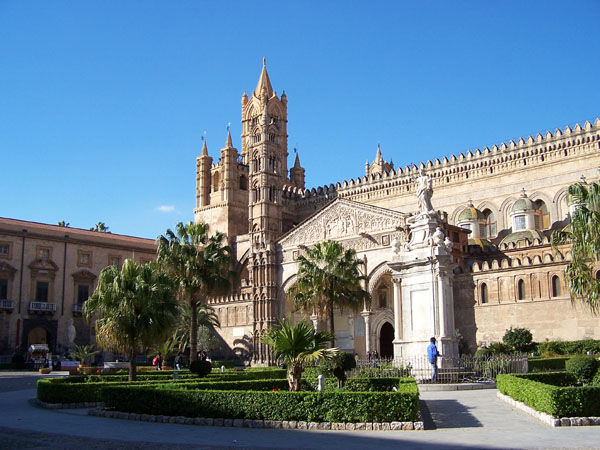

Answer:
[388,215,458,364]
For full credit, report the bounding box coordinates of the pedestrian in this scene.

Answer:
[427,337,441,382]
[153,352,162,371]
[174,352,183,370]
[366,351,371,361]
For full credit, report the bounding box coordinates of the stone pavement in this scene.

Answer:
[0,373,598,449]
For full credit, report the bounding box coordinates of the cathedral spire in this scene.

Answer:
[201,139,208,157]
[293,152,301,168]
[255,57,273,98]
[375,144,383,163]
[226,128,233,148]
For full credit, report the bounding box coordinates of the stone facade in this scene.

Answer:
[0,218,156,354]
[194,61,600,362]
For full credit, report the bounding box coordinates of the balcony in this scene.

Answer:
[0,299,14,312]
[72,303,84,315]
[28,301,56,314]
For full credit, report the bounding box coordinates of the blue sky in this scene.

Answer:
[1,1,599,239]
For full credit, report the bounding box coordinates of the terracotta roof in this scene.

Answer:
[0,217,156,248]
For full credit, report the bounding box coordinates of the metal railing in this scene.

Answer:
[28,302,57,313]
[350,354,528,383]
[0,299,13,310]
[72,304,84,314]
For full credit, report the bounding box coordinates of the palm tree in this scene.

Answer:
[57,220,70,227]
[262,319,339,391]
[90,222,110,232]
[288,241,369,346]
[172,302,220,354]
[552,181,600,312]
[156,222,234,362]
[84,259,179,381]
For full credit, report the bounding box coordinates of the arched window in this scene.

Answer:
[534,200,550,230]
[212,171,220,192]
[480,283,488,304]
[517,279,526,300]
[483,209,496,238]
[551,275,560,297]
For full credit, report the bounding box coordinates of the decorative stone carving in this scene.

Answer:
[279,198,407,249]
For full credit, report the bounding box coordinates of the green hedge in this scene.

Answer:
[101,382,419,422]
[497,373,600,417]
[528,357,570,372]
[535,339,600,356]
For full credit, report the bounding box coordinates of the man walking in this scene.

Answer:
[427,337,441,382]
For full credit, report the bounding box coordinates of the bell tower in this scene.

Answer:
[243,59,288,364]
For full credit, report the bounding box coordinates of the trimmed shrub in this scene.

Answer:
[536,339,600,356]
[502,328,532,352]
[528,357,570,372]
[593,369,600,386]
[565,355,599,384]
[497,373,600,417]
[189,360,212,378]
[101,382,419,422]
[475,342,510,357]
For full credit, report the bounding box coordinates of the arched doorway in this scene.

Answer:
[379,322,394,358]
[28,327,47,346]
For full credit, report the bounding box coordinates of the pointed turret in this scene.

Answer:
[255,57,273,98]
[241,91,248,106]
[375,144,383,163]
[201,139,209,157]
[226,129,233,148]
[290,149,305,189]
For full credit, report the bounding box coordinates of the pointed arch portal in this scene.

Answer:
[379,322,394,358]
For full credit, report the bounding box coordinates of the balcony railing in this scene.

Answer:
[28,302,56,313]
[0,299,14,311]
[72,303,84,314]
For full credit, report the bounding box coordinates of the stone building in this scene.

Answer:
[194,60,600,364]
[0,218,156,354]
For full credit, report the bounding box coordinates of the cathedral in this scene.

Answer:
[4,61,597,362]
[194,60,600,365]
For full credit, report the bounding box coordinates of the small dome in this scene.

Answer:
[511,189,535,213]
[458,201,485,222]
[499,230,543,246]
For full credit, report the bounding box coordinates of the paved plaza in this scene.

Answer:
[0,372,598,449]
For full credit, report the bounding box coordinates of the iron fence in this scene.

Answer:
[350,354,528,383]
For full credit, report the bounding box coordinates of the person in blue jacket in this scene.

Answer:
[427,337,441,382]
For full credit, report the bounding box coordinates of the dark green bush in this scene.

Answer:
[565,355,599,384]
[475,342,511,357]
[592,369,600,386]
[528,357,570,372]
[324,352,357,386]
[189,360,213,378]
[497,373,600,417]
[101,382,419,422]
[502,327,533,352]
[536,339,600,356]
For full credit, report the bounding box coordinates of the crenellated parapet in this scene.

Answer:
[328,119,600,201]
[207,293,253,306]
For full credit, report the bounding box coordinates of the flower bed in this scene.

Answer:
[496,373,600,417]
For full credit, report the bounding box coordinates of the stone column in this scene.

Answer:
[361,311,371,354]
[437,270,446,337]
[392,278,402,342]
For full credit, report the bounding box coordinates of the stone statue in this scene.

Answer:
[430,227,445,247]
[391,238,402,254]
[66,319,76,348]
[414,169,435,216]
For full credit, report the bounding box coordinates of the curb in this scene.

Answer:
[87,407,424,431]
[418,382,496,391]
[34,399,103,409]
[496,392,600,427]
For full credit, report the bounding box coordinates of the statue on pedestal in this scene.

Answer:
[413,169,436,217]
[66,319,76,350]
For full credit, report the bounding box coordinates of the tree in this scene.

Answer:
[156,222,234,362]
[552,181,600,312]
[90,222,110,232]
[288,241,369,346]
[171,302,220,354]
[262,319,339,391]
[57,220,70,227]
[84,259,178,381]
[502,327,533,352]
